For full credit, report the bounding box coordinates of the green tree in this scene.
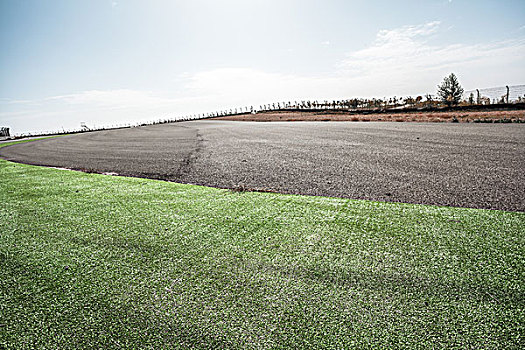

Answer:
[437,73,464,106]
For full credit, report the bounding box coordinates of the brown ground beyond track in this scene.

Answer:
[1,120,524,211]
[213,109,525,122]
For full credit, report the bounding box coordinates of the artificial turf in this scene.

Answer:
[0,139,523,349]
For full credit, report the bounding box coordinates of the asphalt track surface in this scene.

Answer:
[1,121,524,212]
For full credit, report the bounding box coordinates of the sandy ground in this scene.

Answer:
[212,109,525,122]
[1,120,524,211]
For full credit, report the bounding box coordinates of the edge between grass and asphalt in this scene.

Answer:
[1,138,523,349]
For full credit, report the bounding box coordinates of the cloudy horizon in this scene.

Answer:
[1,0,524,134]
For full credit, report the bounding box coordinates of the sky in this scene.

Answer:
[1,0,524,134]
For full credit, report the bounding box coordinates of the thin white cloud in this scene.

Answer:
[339,21,442,74]
[183,68,326,102]
[338,21,525,89]
[45,89,174,107]
[0,90,207,134]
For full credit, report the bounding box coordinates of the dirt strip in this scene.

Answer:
[213,109,525,123]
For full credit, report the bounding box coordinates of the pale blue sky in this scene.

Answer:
[1,0,524,134]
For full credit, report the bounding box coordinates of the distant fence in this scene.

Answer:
[8,84,525,138]
[463,85,525,104]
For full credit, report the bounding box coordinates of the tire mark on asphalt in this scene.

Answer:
[176,128,204,179]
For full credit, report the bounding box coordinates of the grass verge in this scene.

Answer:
[0,139,523,349]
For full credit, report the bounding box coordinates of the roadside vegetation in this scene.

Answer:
[7,79,525,139]
[1,139,524,349]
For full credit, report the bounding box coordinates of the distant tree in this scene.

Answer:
[437,73,464,106]
[405,96,415,106]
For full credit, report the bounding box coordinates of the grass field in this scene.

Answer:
[1,139,523,349]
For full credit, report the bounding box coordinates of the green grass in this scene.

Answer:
[0,139,523,349]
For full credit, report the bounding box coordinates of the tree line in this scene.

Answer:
[9,74,524,138]
[192,73,523,119]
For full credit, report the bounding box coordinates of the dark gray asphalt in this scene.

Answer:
[1,121,524,211]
